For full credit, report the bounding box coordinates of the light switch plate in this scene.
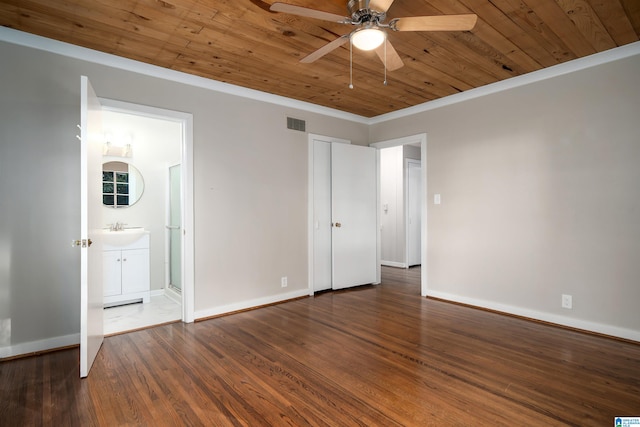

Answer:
[434,194,441,205]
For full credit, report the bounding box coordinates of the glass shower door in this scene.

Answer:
[168,164,182,292]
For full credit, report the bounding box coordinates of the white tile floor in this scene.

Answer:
[104,295,181,335]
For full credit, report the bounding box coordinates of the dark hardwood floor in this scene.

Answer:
[1,267,639,426]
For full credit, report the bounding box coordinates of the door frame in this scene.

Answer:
[370,134,428,296]
[100,98,195,323]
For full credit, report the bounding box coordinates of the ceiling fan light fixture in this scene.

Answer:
[351,27,385,51]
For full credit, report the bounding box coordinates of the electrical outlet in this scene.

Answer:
[562,294,572,309]
[281,277,288,288]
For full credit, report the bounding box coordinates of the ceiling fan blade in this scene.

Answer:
[270,2,349,23]
[369,0,396,13]
[374,39,404,71]
[300,35,350,63]
[394,14,478,32]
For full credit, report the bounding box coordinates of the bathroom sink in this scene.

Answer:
[102,227,146,246]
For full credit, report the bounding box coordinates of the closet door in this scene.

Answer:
[312,140,333,292]
[331,143,377,290]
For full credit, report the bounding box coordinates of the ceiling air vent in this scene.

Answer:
[287,117,306,132]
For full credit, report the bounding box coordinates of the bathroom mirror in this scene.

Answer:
[102,161,144,208]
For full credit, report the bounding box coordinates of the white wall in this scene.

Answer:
[0,32,368,357]
[101,110,182,292]
[371,50,640,339]
[0,46,81,351]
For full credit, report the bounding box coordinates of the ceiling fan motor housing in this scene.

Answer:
[347,0,386,24]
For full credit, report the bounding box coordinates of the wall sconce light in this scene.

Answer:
[103,131,133,157]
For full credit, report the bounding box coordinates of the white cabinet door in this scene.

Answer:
[331,143,377,290]
[122,249,150,294]
[102,251,122,297]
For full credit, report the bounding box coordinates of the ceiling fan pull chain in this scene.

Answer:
[349,38,354,89]
[384,36,388,86]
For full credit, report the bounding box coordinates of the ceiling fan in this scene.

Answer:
[270,0,478,74]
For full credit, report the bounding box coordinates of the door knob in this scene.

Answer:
[334,222,342,228]
[71,239,93,248]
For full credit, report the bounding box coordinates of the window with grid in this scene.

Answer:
[103,170,130,207]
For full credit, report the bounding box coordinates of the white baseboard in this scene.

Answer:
[150,289,165,297]
[0,333,79,359]
[195,288,310,320]
[427,290,640,342]
[6,290,634,359]
[381,260,407,268]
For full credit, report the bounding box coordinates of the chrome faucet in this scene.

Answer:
[108,222,126,231]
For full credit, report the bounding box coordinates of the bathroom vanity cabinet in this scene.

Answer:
[103,233,150,307]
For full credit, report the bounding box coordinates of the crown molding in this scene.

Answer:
[2,26,638,127]
[0,27,370,124]
[368,41,640,125]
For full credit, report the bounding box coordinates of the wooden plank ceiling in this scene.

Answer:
[1,0,639,117]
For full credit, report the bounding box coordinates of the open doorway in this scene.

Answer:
[378,145,422,268]
[370,134,427,296]
[99,99,194,334]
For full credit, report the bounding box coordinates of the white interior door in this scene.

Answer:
[312,140,332,292]
[406,160,421,267]
[331,143,377,290]
[80,76,104,378]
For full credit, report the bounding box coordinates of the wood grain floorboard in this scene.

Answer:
[1,266,639,426]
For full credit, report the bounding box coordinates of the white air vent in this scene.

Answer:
[287,117,306,132]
